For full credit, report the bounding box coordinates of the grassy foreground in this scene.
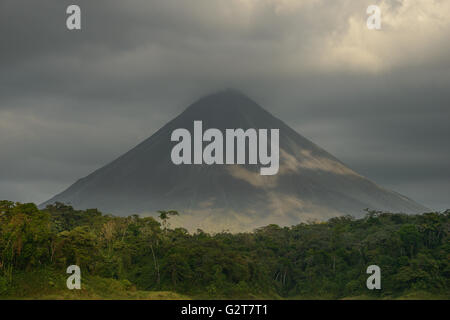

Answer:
[3,269,447,300]
[2,269,189,300]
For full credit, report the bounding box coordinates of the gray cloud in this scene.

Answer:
[0,0,449,210]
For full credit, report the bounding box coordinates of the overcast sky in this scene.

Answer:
[1,0,449,210]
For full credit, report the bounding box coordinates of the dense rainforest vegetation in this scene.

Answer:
[0,200,449,299]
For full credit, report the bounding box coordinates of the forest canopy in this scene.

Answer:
[0,200,448,299]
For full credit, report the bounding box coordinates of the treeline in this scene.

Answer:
[0,200,449,298]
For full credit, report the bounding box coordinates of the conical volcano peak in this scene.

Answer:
[185,89,264,115]
[177,89,278,131]
[42,91,428,232]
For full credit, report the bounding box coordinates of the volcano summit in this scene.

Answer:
[42,90,428,231]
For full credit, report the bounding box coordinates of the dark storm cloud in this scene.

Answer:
[0,0,449,210]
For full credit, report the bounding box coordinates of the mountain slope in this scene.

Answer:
[42,90,428,231]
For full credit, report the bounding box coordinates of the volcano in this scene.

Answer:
[42,90,428,231]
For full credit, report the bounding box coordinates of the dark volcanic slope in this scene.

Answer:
[42,90,428,231]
